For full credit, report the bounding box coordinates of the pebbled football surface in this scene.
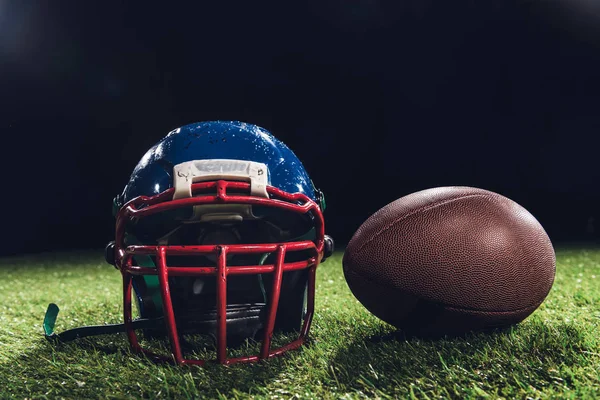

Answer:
[343,186,556,337]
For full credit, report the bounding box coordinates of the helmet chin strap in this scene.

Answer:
[43,303,164,342]
[43,302,267,347]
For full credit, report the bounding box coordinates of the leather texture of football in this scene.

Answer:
[342,186,556,337]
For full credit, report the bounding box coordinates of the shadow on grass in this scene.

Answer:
[2,319,595,398]
[1,332,308,398]
[326,320,594,396]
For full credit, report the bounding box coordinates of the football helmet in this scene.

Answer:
[44,121,333,365]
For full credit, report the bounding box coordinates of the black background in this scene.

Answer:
[1,1,600,256]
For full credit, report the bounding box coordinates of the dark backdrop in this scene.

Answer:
[2,1,600,256]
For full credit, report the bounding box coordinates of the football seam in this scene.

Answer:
[444,301,543,315]
[354,193,496,255]
[345,269,544,314]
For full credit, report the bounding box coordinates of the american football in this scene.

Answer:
[343,187,556,337]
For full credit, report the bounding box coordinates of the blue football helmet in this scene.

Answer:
[44,121,333,365]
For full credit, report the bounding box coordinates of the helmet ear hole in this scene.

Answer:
[104,241,116,266]
[323,235,335,261]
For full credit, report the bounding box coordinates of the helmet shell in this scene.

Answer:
[122,121,317,203]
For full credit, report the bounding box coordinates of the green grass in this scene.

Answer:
[0,247,599,399]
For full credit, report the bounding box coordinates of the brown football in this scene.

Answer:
[342,186,555,337]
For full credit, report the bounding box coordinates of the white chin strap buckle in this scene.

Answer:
[172,159,269,200]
